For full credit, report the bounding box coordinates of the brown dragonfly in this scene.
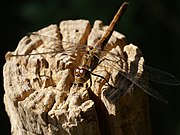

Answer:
[8,2,180,103]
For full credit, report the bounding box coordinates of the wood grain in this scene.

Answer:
[4,20,151,135]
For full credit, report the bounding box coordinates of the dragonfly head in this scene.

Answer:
[74,67,91,84]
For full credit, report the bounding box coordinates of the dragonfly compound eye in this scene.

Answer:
[75,68,85,76]
[79,69,84,74]
[75,68,79,72]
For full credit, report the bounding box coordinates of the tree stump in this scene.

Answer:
[3,20,151,135]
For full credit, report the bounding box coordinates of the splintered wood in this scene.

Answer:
[4,20,150,135]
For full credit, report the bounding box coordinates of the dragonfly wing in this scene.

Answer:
[29,32,87,54]
[104,70,168,103]
[122,71,168,103]
[103,73,133,102]
[97,48,169,103]
[10,32,87,57]
[143,65,180,85]
[98,48,180,86]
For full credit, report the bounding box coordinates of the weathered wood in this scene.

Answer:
[4,20,151,135]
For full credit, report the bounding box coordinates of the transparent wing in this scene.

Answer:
[103,71,169,103]
[98,48,180,86]
[96,48,179,103]
[9,32,87,57]
[100,56,169,103]
[143,65,180,85]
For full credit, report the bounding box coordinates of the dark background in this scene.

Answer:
[1,0,180,134]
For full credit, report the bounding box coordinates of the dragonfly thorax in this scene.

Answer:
[73,45,101,85]
[87,45,102,55]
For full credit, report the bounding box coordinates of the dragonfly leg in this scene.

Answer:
[97,58,106,65]
[89,76,92,87]
[90,72,114,88]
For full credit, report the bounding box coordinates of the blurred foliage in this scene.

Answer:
[1,0,180,135]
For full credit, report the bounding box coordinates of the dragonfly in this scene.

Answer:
[8,2,180,103]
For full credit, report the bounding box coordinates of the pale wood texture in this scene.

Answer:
[4,20,151,135]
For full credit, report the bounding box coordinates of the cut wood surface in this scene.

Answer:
[4,20,151,135]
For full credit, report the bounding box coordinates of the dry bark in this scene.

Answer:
[3,20,151,135]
